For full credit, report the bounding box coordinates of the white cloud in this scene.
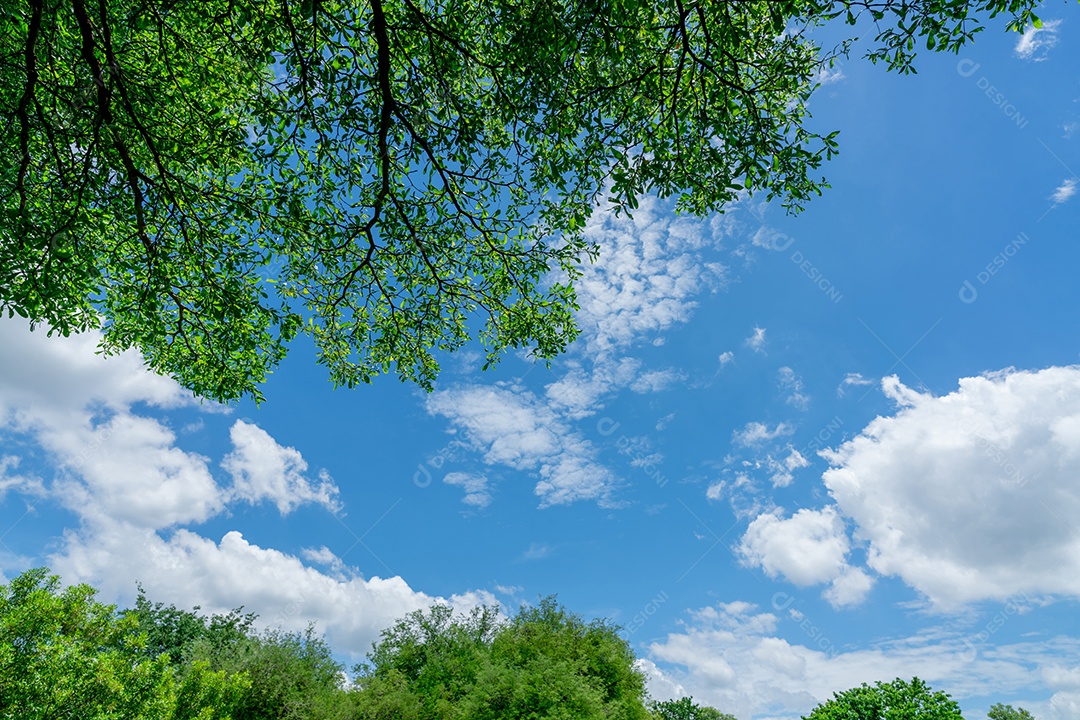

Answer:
[0,319,193,424]
[645,600,1080,720]
[705,473,761,519]
[739,508,850,586]
[811,64,845,86]
[821,368,1080,608]
[0,319,224,529]
[425,194,743,508]
[822,566,875,608]
[301,545,350,579]
[0,318,497,657]
[1051,178,1077,204]
[0,455,43,499]
[745,326,767,353]
[50,521,494,657]
[733,421,793,447]
[738,507,873,606]
[837,372,874,397]
[767,447,811,488]
[544,357,642,420]
[574,196,728,356]
[779,367,810,409]
[1014,19,1061,61]
[521,542,551,560]
[223,420,341,515]
[54,412,225,528]
[751,226,792,251]
[630,368,686,394]
[427,384,618,507]
[718,351,734,366]
[443,471,493,508]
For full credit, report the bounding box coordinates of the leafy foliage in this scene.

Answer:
[124,589,348,720]
[353,597,651,720]
[988,703,1036,720]
[0,569,1047,720]
[124,585,256,666]
[0,568,247,720]
[802,677,965,720]
[649,695,735,720]
[189,626,350,720]
[0,0,1053,401]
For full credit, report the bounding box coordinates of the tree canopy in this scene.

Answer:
[0,0,1057,401]
[649,695,735,720]
[2,569,1054,720]
[0,568,248,720]
[3,569,657,719]
[802,677,965,720]
[988,704,1036,720]
[353,596,652,720]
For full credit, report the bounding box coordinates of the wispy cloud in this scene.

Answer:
[520,542,551,561]
[745,326,767,353]
[424,194,746,509]
[427,384,619,507]
[837,372,874,397]
[811,64,845,87]
[443,471,493,509]
[575,195,729,356]
[779,367,809,409]
[732,421,793,447]
[1014,19,1061,61]
[1051,177,1077,205]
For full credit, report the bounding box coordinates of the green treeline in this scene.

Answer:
[0,569,1035,720]
[0,568,721,720]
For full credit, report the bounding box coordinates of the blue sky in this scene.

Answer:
[2,9,1080,720]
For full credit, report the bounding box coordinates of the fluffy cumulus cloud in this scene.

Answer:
[427,384,618,507]
[738,506,873,607]
[0,319,190,424]
[1014,19,1061,61]
[821,368,1080,608]
[51,520,494,655]
[645,601,1080,720]
[0,317,493,654]
[0,319,221,529]
[223,420,341,514]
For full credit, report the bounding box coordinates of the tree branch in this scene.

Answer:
[16,0,45,213]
